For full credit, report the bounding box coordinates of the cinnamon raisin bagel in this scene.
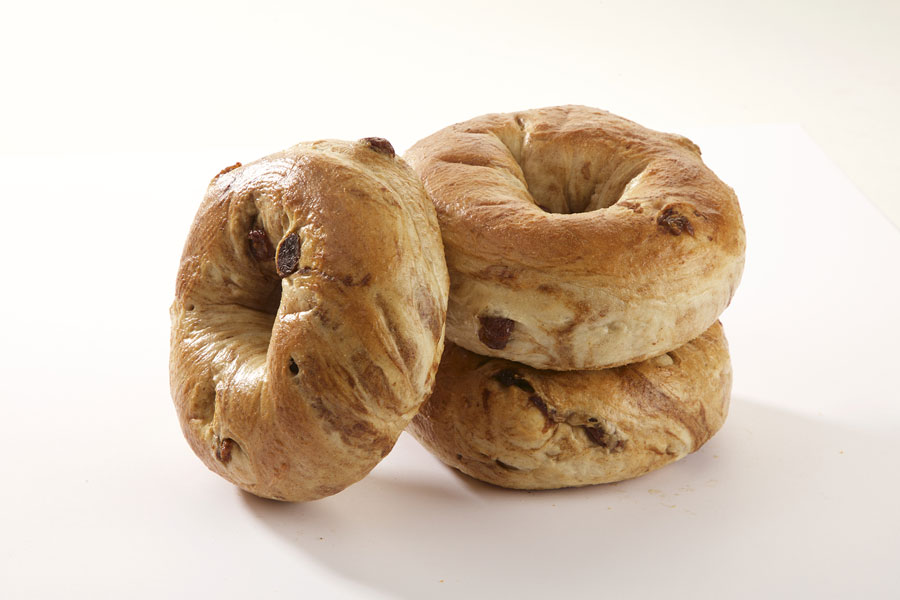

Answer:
[407,322,731,490]
[405,105,745,370]
[170,138,449,501]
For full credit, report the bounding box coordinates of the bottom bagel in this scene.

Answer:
[407,322,731,490]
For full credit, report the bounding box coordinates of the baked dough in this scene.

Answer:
[405,105,745,370]
[407,321,731,490]
[170,138,449,501]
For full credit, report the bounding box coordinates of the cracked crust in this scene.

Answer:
[407,322,731,490]
[169,139,449,501]
[405,105,745,370]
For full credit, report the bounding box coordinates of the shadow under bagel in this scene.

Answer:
[238,399,889,598]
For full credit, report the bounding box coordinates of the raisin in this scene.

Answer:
[491,369,535,393]
[248,228,274,260]
[276,232,301,277]
[216,438,235,464]
[360,137,395,157]
[478,316,515,349]
[657,206,695,236]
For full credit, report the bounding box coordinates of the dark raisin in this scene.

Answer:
[583,425,625,452]
[248,228,274,260]
[276,232,301,277]
[360,137,395,157]
[215,438,234,464]
[478,316,515,349]
[528,395,554,420]
[491,369,535,393]
[288,357,299,375]
[584,427,607,446]
[657,206,695,236]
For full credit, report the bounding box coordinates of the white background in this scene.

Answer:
[2,0,899,226]
[2,2,899,598]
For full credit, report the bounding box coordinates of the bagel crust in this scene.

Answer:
[170,139,449,501]
[407,322,731,490]
[405,105,745,370]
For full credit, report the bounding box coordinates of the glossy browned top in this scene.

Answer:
[406,104,744,278]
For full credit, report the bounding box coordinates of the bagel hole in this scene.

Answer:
[528,159,648,214]
[494,126,649,214]
[242,212,285,316]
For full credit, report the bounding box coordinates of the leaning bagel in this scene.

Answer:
[407,321,731,490]
[170,138,449,501]
[405,105,745,370]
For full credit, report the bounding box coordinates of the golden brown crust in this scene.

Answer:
[407,322,731,490]
[405,105,745,369]
[170,139,449,501]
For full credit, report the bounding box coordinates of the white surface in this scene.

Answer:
[1,125,899,598]
[3,0,899,227]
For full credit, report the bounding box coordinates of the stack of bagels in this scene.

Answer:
[170,105,745,501]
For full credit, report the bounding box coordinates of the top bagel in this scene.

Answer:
[405,105,745,370]
[170,138,448,501]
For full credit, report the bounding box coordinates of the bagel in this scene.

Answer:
[407,322,731,490]
[405,105,745,370]
[169,138,449,501]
